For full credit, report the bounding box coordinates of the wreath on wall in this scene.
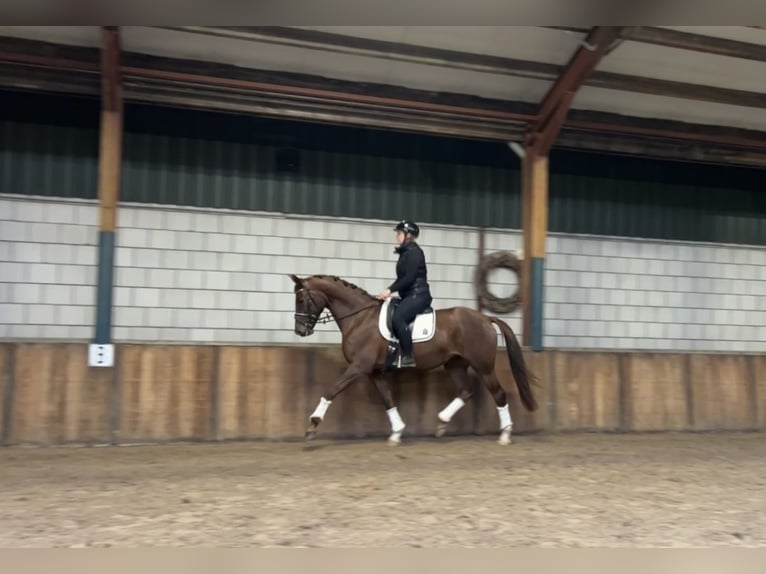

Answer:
[473,250,523,314]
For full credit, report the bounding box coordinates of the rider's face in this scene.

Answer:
[395,231,406,245]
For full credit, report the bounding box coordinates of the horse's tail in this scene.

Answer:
[487,316,538,412]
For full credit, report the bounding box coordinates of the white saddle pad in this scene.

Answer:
[378,298,436,343]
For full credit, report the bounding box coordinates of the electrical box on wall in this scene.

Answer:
[88,344,115,368]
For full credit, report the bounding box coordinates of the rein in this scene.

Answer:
[294,287,380,330]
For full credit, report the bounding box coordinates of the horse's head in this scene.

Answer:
[288,274,328,337]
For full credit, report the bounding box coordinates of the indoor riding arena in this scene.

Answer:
[0,26,765,548]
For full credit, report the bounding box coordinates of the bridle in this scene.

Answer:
[294,287,379,333]
[293,287,330,333]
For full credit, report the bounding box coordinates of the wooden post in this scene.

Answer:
[521,148,548,351]
[521,153,532,345]
[93,27,123,346]
[519,28,621,351]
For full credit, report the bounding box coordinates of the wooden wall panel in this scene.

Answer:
[217,346,308,440]
[0,344,10,445]
[552,351,621,431]
[12,343,60,444]
[473,350,550,435]
[625,353,688,431]
[2,342,764,446]
[515,350,550,433]
[754,355,766,430]
[260,347,309,439]
[689,354,755,431]
[62,345,113,443]
[217,346,245,439]
[10,344,111,445]
[118,345,213,442]
[182,346,215,439]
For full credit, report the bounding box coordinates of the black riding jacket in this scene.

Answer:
[388,240,431,298]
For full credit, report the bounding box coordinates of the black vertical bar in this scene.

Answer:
[94,230,116,343]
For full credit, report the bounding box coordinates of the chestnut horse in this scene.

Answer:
[288,274,537,445]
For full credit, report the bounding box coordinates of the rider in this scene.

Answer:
[377,220,432,368]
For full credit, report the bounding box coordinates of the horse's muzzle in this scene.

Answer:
[294,314,316,337]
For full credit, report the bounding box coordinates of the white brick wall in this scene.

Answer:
[1,196,97,340]
[545,235,766,352]
[2,194,765,352]
[107,201,520,345]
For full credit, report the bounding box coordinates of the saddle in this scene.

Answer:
[378,297,436,370]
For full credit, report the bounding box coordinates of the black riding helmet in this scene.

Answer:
[394,220,420,237]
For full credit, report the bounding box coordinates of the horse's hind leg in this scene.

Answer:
[477,370,513,446]
[436,358,476,438]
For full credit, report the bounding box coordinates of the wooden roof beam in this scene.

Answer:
[621,26,766,62]
[2,35,766,158]
[526,26,624,156]
[546,25,766,62]
[100,26,121,112]
[157,27,766,110]
[160,26,561,82]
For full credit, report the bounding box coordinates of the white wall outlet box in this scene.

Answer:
[88,343,115,367]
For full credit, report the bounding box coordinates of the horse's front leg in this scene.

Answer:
[372,375,406,445]
[306,364,367,440]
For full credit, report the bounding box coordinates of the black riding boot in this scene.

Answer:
[397,336,416,368]
[391,292,430,369]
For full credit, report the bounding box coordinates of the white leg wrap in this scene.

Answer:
[310,397,332,420]
[497,404,512,430]
[386,407,406,433]
[438,398,466,422]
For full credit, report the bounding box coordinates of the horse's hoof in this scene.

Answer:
[305,431,317,441]
[387,431,403,446]
[498,427,512,446]
[497,437,512,446]
[435,421,448,438]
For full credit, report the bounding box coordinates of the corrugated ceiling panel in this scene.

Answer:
[1,26,763,133]
[121,27,553,103]
[659,26,766,46]
[600,40,766,93]
[573,86,766,131]
[0,26,99,47]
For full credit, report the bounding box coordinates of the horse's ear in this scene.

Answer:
[287,273,302,286]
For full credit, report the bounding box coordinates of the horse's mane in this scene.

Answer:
[309,275,379,302]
